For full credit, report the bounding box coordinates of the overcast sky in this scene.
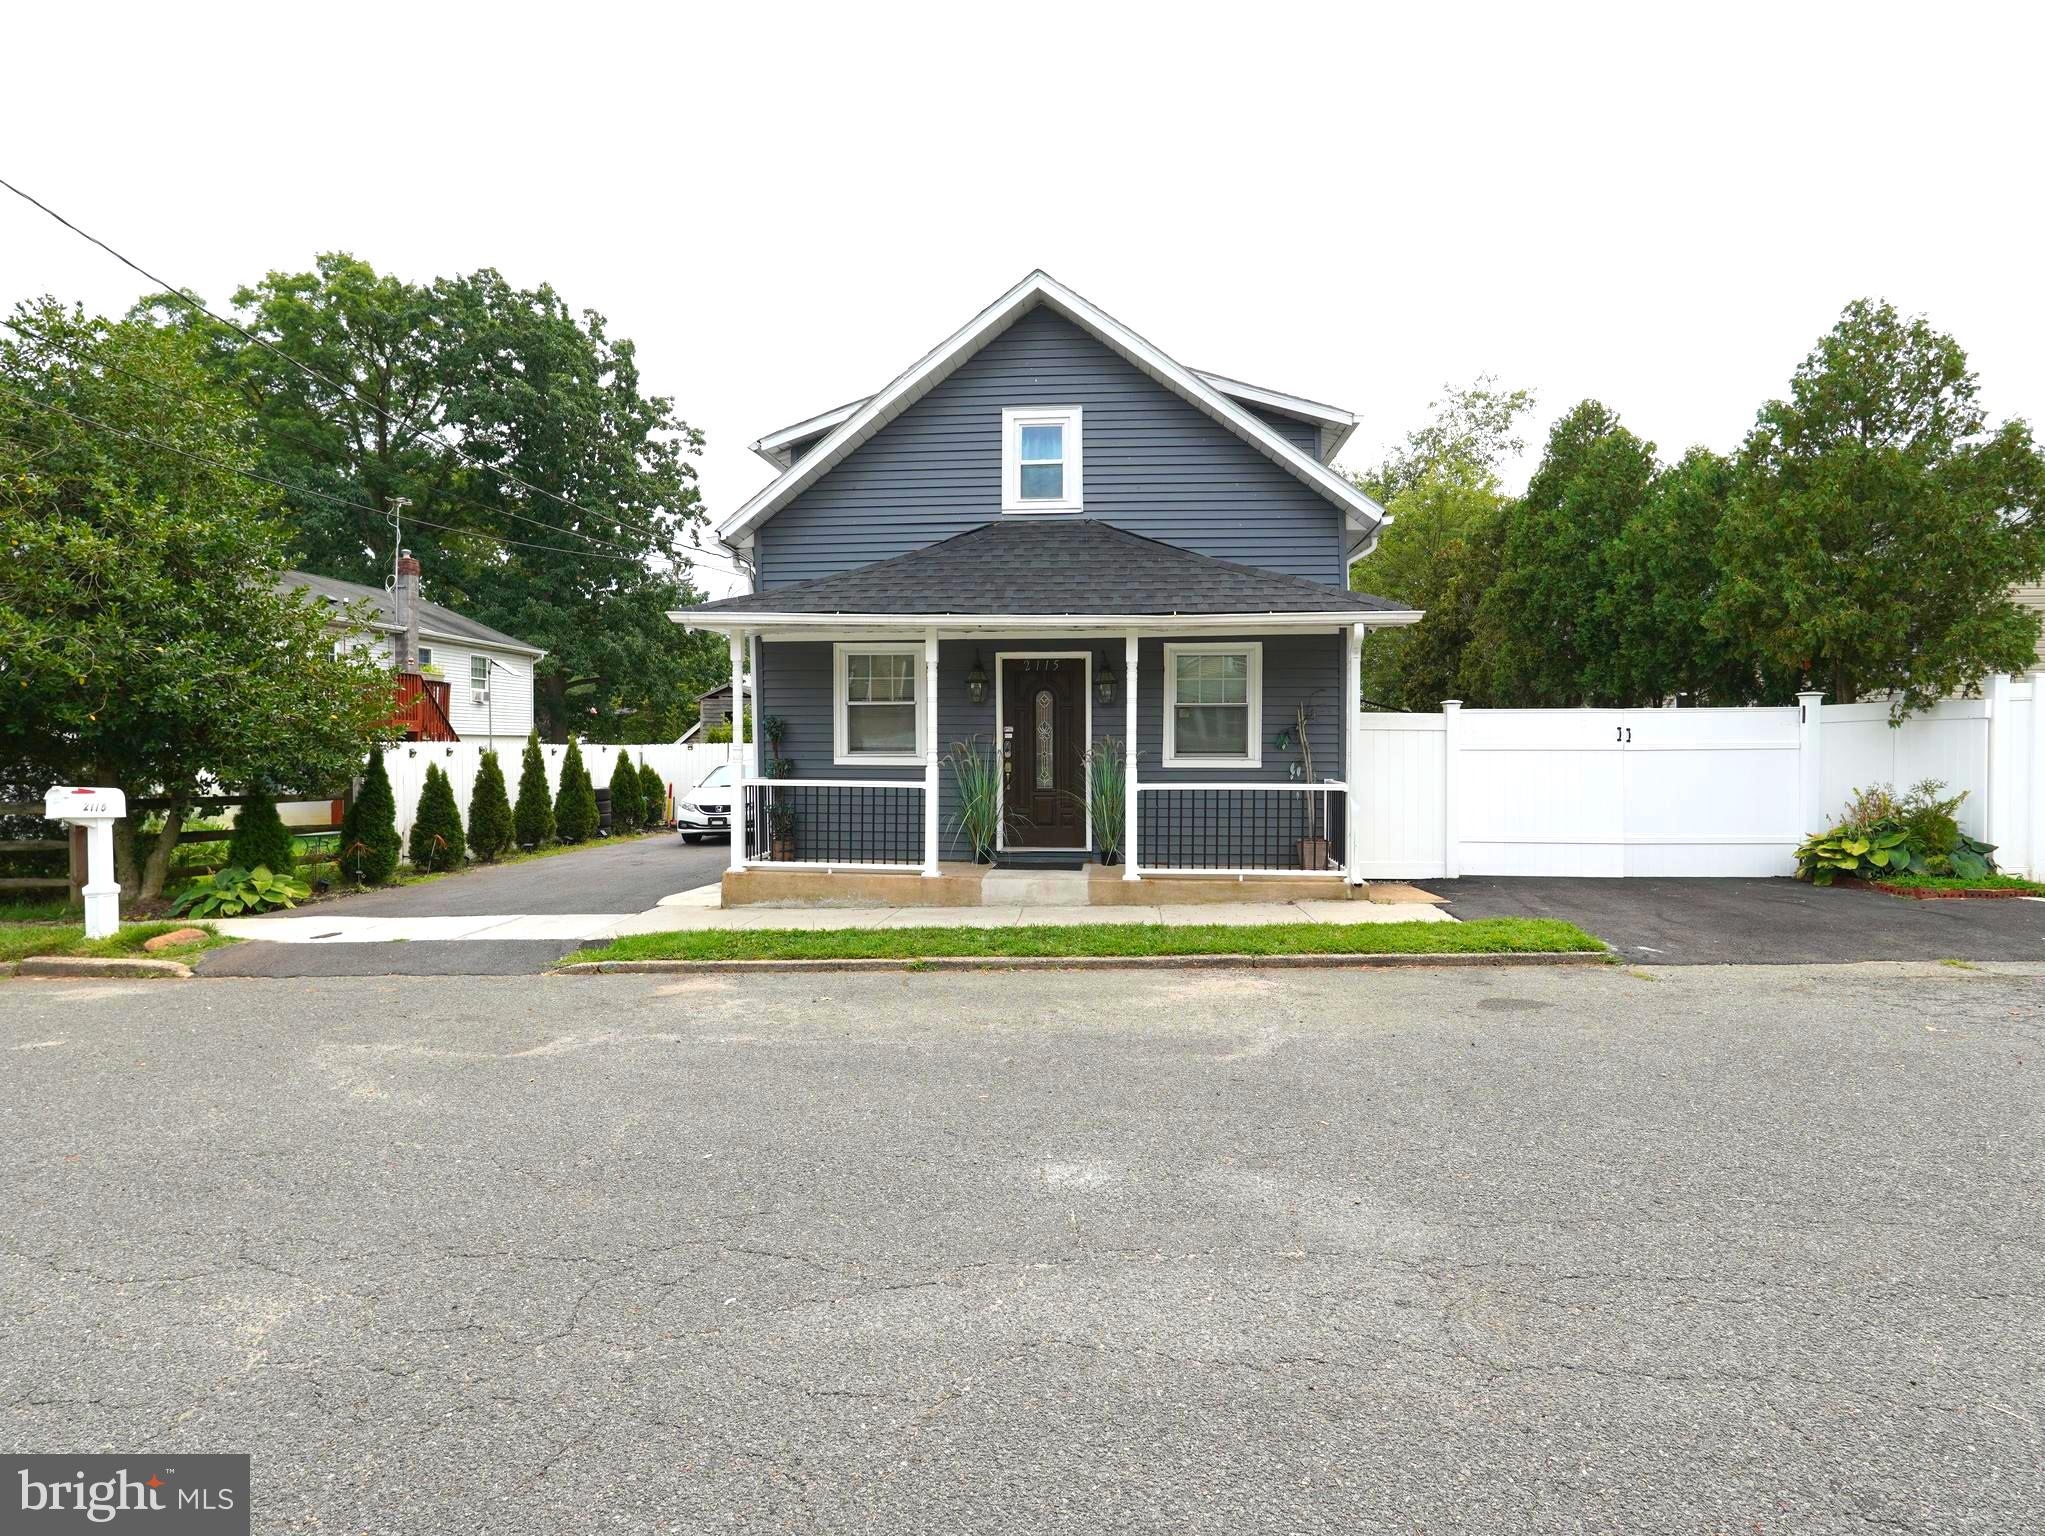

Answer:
[6,2,2039,599]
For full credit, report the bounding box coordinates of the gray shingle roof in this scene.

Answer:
[682,521,1408,619]
[277,570,544,656]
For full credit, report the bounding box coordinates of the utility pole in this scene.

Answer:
[386,495,411,595]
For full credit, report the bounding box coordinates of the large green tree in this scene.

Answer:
[1472,401,1658,706]
[1713,300,2045,711]
[1352,376,1536,507]
[0,300,393,903]
[150,254,723,739]
[1349,379,1532,708]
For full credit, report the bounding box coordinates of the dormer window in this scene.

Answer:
[1001,406,1083,513]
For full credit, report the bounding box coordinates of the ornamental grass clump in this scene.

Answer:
[944,736,1001,863]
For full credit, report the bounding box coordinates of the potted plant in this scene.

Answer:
[1283,699,1330,870]
[944,736,1001,864]
[767,799,797,861]
[1070,738,1127,865]
[763,715,793,778]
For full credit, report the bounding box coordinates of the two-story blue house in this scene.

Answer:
[674,271,1419,904]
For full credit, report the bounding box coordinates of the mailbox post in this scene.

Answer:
[44,786,126,939]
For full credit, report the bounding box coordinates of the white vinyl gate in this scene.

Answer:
[1356,676,2045,880]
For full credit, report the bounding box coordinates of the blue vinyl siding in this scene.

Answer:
[754,305,1347,590]
[1241,406,1320,458]
[757,632,1345,864]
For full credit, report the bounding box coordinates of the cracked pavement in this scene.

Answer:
[2,962,2042,1532]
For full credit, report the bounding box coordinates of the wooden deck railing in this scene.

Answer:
[393,673,459,742]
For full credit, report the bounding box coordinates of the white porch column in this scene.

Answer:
[2029,669,2045,879]
[1796,689,1825,840]
[923,627,940,876]
[1123,632,1140,880]
[727,629,746,874]
[747,634,763,784]
[1344,623,1365,887]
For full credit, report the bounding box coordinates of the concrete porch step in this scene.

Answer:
[980,869,1091,907]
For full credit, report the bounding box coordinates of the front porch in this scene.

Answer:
[719,860,1405,909]
[672,520,1420,903]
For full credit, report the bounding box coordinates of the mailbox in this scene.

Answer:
[42,786,127,939]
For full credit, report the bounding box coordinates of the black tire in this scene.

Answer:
[680,832,701,844]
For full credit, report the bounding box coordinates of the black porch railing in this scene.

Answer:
[1136,783,1347,873]
[743,781,924,868]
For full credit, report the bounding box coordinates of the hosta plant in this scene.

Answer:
[1794,829,1915,886]
[169,864,310,918]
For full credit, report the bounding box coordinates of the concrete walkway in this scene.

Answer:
[214,886,1454,944]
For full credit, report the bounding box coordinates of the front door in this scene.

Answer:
[1001,656,1086,849]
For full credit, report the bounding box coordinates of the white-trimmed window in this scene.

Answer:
[834,642,925,766]
[1163,642,1262,768]
[416,645,434,668]
[1001,406,1083,513]
[470,655,491,696]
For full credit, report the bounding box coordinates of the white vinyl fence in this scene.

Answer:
[282,741,735,844]
[1355,674,2045,880]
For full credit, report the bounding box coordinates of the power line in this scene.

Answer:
[0,173,726,564]
[0,310,749,580]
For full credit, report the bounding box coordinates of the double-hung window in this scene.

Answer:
[470,655,492,697]
[1163,642,1262,768]
[834,643,924,766]
[1001,406,1083,513]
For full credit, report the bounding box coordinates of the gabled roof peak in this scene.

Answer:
[720,271,1381,551]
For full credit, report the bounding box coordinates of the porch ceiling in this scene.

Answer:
[669,520,1421,635]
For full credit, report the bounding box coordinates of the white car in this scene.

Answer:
[674,763,750,843]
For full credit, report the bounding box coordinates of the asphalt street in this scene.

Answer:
[1429,874,2045,963]
[3,962,2041,1532]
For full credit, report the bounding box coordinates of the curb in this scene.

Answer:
[1870,881,2037,901]
[13,956,194,980]
[554,950,1612,976]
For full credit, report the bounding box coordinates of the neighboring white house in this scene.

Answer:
[279,568,546,747]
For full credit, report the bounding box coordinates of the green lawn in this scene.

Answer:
[0,920,236,967]
[1876,872,2045,895]
[563,916,1605,967]
[0,899,76,924]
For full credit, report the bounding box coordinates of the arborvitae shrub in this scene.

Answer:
[339,750,400,885]
[610,749,643,832]
[554,736,598,843]
[468,749,514,861]
[638,761,667,827]
[407,762,465,872]
[228,790,296,875]
[513,731,555,849]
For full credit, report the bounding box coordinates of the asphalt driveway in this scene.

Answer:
[264,831,730,917]
[198,834,731,976]
[1427,874,2045,963]
[3,963,2040,1532]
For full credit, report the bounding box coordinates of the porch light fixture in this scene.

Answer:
[1095,668,1116,707]
[965,654,989,705]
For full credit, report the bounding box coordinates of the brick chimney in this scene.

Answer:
[393,550,421,673]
